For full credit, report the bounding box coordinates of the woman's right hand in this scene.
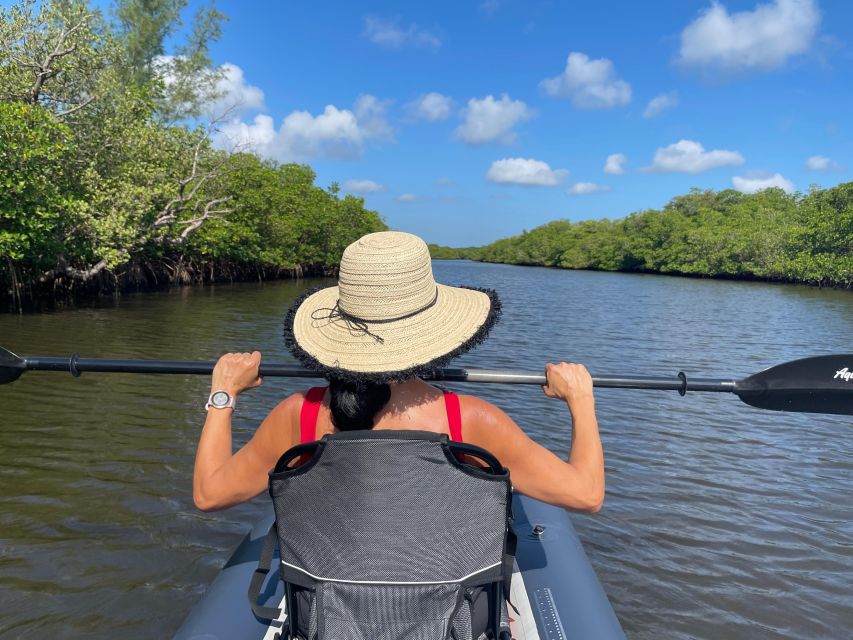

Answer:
[211,351,263,397]
[542,362,595,411]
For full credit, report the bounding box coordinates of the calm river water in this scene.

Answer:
[1,261,851,639]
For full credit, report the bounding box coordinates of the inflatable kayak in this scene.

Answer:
[175,493,625,639]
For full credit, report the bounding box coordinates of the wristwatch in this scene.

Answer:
[206,390,236,411]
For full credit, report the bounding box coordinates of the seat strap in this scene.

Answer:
[443,390,463,442]
[247,524,283,621]
[503,524,520,615]
[300,386,327,444]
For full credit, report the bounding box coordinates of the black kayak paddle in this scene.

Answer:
[1,347,851,416]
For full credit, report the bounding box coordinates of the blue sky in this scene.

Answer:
[118,1,853,244]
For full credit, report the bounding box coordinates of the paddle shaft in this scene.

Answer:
[6,347,852,414]
[12,353,735,392]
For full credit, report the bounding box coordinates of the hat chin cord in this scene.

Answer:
[309,288,441,345]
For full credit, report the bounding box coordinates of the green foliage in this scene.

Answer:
[114,0,227,120]
[787,184,853,285]
[0,102,84,271]
[188,155,385,269]
[433,184,853,288]
[429,244,476,260]
[113,0,187,83]
[1,0,385,310]
[0,0,111,114]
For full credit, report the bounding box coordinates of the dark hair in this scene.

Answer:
[329,378,391,431]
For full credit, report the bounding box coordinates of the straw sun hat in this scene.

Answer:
[283,231,500,382]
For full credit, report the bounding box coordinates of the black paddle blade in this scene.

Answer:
[0,347,26,384]
[734,355,853,416]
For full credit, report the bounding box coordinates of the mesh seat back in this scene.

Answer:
[268,430,511,639]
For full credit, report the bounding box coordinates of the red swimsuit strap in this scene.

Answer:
[443,390,463,442]
[300,386,462,443]
[299,386,327,443]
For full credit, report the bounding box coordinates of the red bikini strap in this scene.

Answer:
[443,390,463,442]
[300,386,326,443]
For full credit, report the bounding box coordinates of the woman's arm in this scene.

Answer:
[463,362,605,513]
[192,352,297,511]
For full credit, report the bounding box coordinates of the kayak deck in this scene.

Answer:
[175,494,625,639]
[508,568,540,640]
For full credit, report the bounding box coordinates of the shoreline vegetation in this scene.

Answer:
[1,0,385,313]
[429,182,853,290]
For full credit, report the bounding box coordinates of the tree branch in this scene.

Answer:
[152,123,231,229]
[56,95,95,117]
[39,257,108,283]
[176,197,233,241]
[27,15,89,105]
[64,258,108,280]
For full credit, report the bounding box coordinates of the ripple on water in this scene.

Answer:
[1,267,852,639]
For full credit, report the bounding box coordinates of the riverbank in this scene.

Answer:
[4,257,337,313]
[431,255,847,290]
[430,181,853,290]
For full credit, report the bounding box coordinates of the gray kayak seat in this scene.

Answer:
[248,430,516,640]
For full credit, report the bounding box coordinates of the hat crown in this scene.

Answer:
[338,231,436,321]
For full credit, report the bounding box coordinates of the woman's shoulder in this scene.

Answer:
[265,389,317,427]
[457,393,518,432]
[275,389,309,407]
[456,394,532,462]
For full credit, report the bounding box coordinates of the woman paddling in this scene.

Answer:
[193,231,605,513]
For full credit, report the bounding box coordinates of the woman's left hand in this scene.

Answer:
[211,351,263,396]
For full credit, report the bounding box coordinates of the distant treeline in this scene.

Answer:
[430,183,853,288]
[1,1,385,312]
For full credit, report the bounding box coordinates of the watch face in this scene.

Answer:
[212,391,230,407]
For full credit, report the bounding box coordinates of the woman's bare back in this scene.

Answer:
[308,379,457,439]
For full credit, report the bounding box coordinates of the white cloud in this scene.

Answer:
[732,172,795,193]
[215,95,392,162]
[678,0,820,72]
[207,63,265,114]
[217,113,277,150]
[568,182,610,195]
[407,92,453,122]
[805,155,840,171]
[806,155,830,170]
[353,94,394,142]
[604,153,628,176]
[455,94,534,145]
[604,153,627,175]
[160,61,392,163]
[486,158,569,186]
[643,91,678,118]
[363,16,441,49]
[434,177,453,186]
[647,139,744,173]
[397,193,418,202]
[344,180,386,193]
[540,52,631,109]
[154,57,265,116]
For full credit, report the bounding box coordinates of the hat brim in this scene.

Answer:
[284,285,501,382]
